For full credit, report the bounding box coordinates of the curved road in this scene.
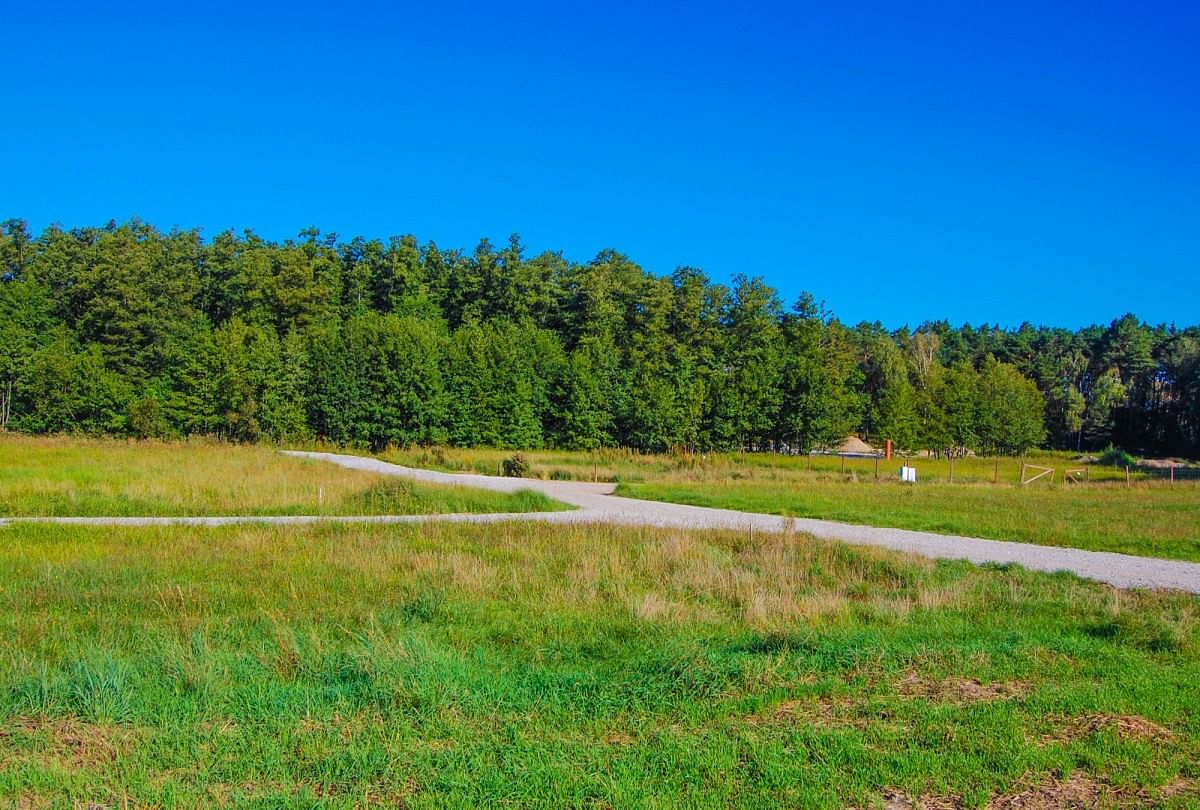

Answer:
[5,450,1198,594]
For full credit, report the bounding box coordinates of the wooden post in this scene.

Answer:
[1171,464,1175,483]
[1085,466,1089,482]
[1125,465,1131,486]
[840,455,845,474]
[993,460,999,484]
[1021,463,1027,482]
[949,457,954,483]
[875,454,880,481]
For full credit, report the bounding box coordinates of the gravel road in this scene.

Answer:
[281,452,1200,593]
[5,450,1197,594]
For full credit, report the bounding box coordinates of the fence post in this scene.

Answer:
[993,460,999,484]
[1125,465,1130,487]
[1171,464,1175,483]
[875,454,880,481]
[841,455,845,475]
[1021,463,1027,483]
[949,457,954,483]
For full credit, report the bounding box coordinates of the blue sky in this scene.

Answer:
[2,1,1197,328]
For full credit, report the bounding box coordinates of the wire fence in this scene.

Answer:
[805,452,1200,486]
[1135,465,1200,482]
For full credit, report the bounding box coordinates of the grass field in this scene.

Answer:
[2,438,1198,805]
[0,436,564,517]
[0,520,1197,807]
[381,445,1200,562]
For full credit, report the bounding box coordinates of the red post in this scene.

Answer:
[885,439,893,460]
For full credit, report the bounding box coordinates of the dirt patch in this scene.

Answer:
[309,778,415,805]
[897,672,1029,703]
[747,696,890,730]
[1038,713,1173,746]
[602,731,636,746]
[1138,458,1193,470]
[991,772,1146,808]
[874,772,1198,809]
[0,716,140,769]
[11,797,53,810]
[880,790,962,809]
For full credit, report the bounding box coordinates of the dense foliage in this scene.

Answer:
[1,219,1196,455]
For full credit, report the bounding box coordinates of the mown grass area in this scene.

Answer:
[0,520,1197,807]
[0,435,564,517]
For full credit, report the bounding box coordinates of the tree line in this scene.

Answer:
[1,219,1196,456]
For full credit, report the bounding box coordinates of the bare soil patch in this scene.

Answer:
[896,672,1029,703]
[1037,713,1174,746]
[0,716,140,769]
[878,771,1198,808]
[602,730,637,746]
[747,695,894,730]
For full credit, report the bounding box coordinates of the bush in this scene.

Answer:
[128,396,170,439]
[502,453,531,478]
[1098,444,1136,468]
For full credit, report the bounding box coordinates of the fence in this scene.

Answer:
[805,452,1200,486]
[1133,464,1200,482]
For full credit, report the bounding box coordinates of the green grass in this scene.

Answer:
[0,520,1197,807]
[618,480,1200,562]
[0,435,566,517]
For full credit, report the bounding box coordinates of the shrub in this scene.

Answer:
[1098,444,1136,468]
[502,453,531,478]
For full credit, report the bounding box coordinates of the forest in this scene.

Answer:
[0,218,1196,456]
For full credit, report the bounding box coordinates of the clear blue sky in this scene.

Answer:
[3,1,1197,328]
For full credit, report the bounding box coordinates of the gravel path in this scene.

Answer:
[281,452,1200,594]
[5,450,1198,594]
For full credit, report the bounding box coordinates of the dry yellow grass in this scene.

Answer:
[0,434,563,516]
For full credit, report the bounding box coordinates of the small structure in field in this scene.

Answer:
[834,436,878,457]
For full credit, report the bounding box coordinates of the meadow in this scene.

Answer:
[1,438,1198,805]
[0,435,563,517]
[1,519,1198,807]
[383,446,1200,562]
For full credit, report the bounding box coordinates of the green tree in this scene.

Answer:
[777,294,863,451]
[15,332,130,434]
[975,357,1046,454]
